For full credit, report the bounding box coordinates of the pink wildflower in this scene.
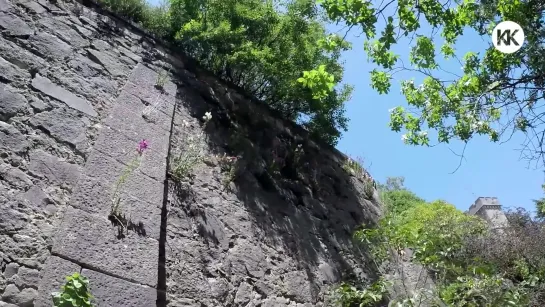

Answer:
[137,139,149,154]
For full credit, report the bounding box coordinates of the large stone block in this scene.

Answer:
[87,49,132,77]
[93,115,169,181]
[34,256,81,307]
[38,17,89,48]
[83,151,164,206]
[28,150,81,186]
[29,32,72,60]
[51,207,159,287]
[110,90,173,132]
[103,104,171,144]
[0,121,28,153]
[0,38,46,71]
[0,84,27,119]
[31,74,97,117]
[71,175,162,239]
[0,12,34,37]
[29,108,89,148]
[0,0,11,12]
[82,269,156,307]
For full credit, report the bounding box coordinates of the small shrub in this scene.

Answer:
[332,278,391,307]
[170,112,212,180]
[170,135,207,180]
[294,143,304,163]
[217,153,239,188]
[98,0,148,23]
[342,156,366,178]
[52,272,93,307]
[155,69,168,90]
[363,179,375,200]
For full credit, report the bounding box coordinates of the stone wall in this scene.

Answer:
[0,0,382,306]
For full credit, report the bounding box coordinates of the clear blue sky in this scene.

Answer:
[327,23,543,213]
[146,0,544,212]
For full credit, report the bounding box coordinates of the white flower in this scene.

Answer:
[202,112,212,121]
[401,134,408,142]
[418,130,427,136]
[388,107,395,113]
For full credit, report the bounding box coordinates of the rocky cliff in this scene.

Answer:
[0,0,382,306]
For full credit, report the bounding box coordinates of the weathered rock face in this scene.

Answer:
[0,0,382,306]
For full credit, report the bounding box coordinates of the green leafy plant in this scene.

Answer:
[297,64,335,100]
[332,278,391,307]
[52,272,93,307]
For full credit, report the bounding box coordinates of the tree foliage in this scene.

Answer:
[99,0,353,145]
[336,180,545,306]
[309,0,545,164]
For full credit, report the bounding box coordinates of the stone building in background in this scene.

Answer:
[466,197,510,231]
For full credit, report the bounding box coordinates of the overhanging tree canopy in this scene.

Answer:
[299,0,545,164]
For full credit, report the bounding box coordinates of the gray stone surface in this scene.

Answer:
[0,0,11,12]
[1,284,36,307]
[106,89,173,132]
[81,269,156,307]
[87,49,131,77]
[0,55,30,83]
[29,32,72,59]
[83,151,164,205]
[93,124,168,181]
[17,0,46,14]
[0,163,32,188]
[0,1,385,306]
[0,12,33,37]
[0,39,45,71]
[70,174,162,239]
[0,84,27,119]
[28,150,81,186]
[0,122,28,153]
[21,186,50,208]
[38,17,88,48]
[31,75,97,116]
[51,207,159,287]
[29,108,89,147]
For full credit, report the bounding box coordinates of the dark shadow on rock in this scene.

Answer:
[167,71,383,303]
[108,212,147,239]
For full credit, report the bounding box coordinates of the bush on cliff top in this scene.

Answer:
[336,178,545,306]
[97,0,351,146]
